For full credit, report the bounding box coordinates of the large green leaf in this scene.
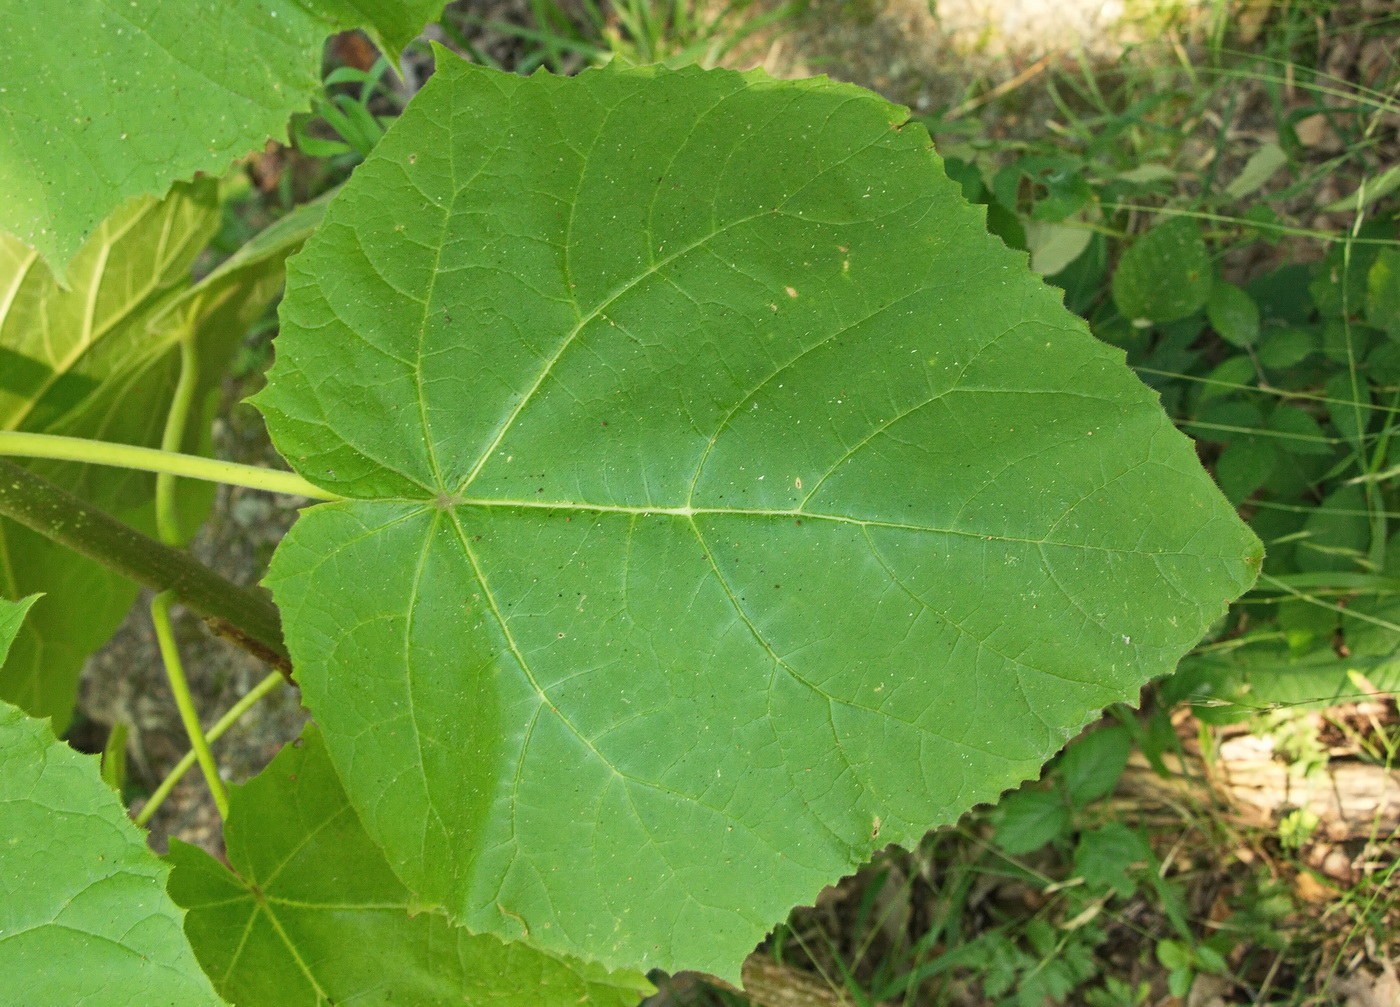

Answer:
[0,183,323,728]
[168,724,652,1006]
[0,595,223,1005]
[257,57,1261,978]
[0,0,442,279]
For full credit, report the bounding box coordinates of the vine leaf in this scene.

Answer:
[0,184,323,730]
[0,0,440,278]
[257,55,1262,978]
[0,597,224,1005]
[168,724,653,1006]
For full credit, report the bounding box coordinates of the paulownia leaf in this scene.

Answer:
[0,183,323,729]
[0,0,442,278]
[0,598,224,1006]
[168,724,653,1007]
[256,56,1261,978]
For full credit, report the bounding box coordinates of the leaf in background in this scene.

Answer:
[1177,638,1400,715]
[1266,405,1334,457]
[0,606,224,1006]
[1223,142,1288,200]
[168,724,652,1007]
[1046,232,1107,317]
[1367,247,1400,339]
[1112,217,1212,325]
[991,156,1093,222]
[1025,219,1093,278]
[1325,371,1370,451]
[0,0,442,278]
[0,183,323,729]
[1214,439,1278,504]
[1074,823,1148,897]
[1115,163,1176,186]
[1320,162,1400,214]
[1279,596,1338,656]
[1256,327,1317,370]
[1309,223,1387,319]
[993,789,1071,855]
[257,57,1261,978]
[0,181,217,727]
[1294,485,1369,573]
[1058,725,1130,806]
[0,595,38,659]
[1207,281,1261,348]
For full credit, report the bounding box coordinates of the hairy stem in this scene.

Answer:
[0,431,339,501]
[0,458,291,673]
[134,669,285,827]
[151,590,229,818]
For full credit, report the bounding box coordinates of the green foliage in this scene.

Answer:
[454,0,794,72]
[0,183,325,730]
[0,595,38,659]
[1206,282,1261,349]
[1111,217,1212,326]
[0,5,1301,1001]
[253,52,1258,978]
[291,58,401,163]
[0,595,220,1006]
[0,0,444,278]
[1057,725,1131,805]
[923,32,1400,722]
[168,725,652,1006]
[1368,247,1400,338]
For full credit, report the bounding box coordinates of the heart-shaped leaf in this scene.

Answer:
[256,56,1261,978]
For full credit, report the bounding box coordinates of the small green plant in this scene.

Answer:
[291,56,402,163]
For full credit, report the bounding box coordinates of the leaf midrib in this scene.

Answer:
[343,495,1224,560]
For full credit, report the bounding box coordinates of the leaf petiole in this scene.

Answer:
[151,590,229,820]
[0,431,339,501]
[134,669,286,828]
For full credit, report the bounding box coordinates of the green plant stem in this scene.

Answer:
[150,589,229,819]
[147,331,231,818]
[155,333,201,545]
[0,431,339,501]
[0,457,291,673]
[134,668,286,827]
